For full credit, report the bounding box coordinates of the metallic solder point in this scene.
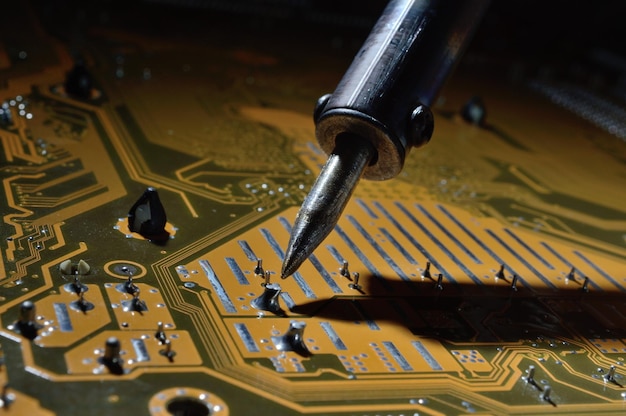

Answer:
[254,258,264,276]
[272,320,311,357]
[155,322,167,344]
[511,275,519,291]
[525,365,535,384]
[116,271,139,294]
[123,290,148,313]
[340,261,350,278]
[422,261,432,280]
[70,291,95,312]
[582,276,590,292]
[495,264,505,280]
[125,273,138,294]
[566,267,576,281]
[70,275,87,294]
[251,283,283,315]
[349,272,362,290]
[541,385,552,401]
[0,384,15,409]
[436,273,443,290]
[605,365,616,382]
[159,339,176,362]
[263,270,271,287]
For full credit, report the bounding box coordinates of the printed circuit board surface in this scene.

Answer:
[0,1,625,415]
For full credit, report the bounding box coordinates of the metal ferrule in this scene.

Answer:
[315,0,489,180]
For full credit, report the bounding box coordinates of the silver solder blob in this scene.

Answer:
[251,283,283,315]
[272,320,311,357]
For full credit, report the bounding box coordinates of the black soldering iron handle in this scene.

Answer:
[314,0,490,181]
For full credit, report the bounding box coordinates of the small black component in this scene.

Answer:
[99,337,124,375]
[566,267,576,281]
[128,187,169,243]
[64,60,94,100]
[14,301,41,340]
[271,320,311,357]
[460,96,486,126]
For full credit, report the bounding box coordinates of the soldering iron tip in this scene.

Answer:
[281,238,305,279]
[280,136,375,280]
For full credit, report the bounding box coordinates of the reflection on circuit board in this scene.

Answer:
[0,2,625,415]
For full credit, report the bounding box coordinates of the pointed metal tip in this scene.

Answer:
[280,249,303,279]
[280,137,374,283]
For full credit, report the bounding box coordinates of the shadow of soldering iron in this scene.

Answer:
[290,273,626,344]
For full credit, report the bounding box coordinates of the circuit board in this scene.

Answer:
[1,1,626,415]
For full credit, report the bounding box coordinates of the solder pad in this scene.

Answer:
[0,2,625,415]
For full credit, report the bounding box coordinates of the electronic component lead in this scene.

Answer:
[495,264,505,280]
[421,261,432,280]
[605,365,617,383]
[155,322,167,344]
[254,259,264,276]
[349,272,362,291]
[582,276,590,292]
[339,261,350,279]
[159,339,176,362]
[436,274,444,291]
[566,267,576,281]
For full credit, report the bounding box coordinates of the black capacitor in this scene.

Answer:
[128,187,169,242]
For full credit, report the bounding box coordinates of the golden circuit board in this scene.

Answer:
[0,1,625,415]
